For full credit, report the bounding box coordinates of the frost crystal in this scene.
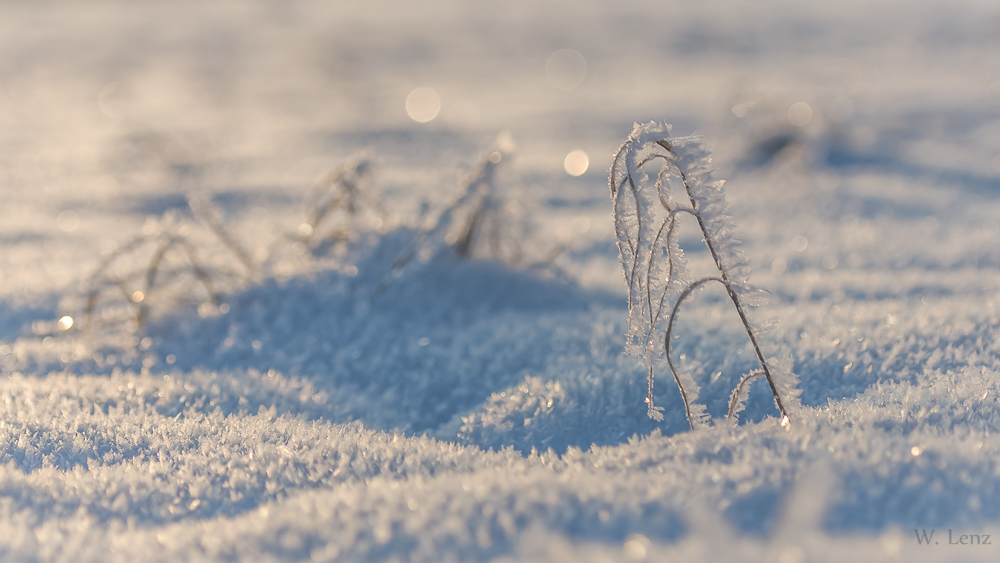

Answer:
[609,121,798,427]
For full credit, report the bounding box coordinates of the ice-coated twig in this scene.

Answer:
[77,211,237,343]
[609,121,796,429]
[188,195,258,278]
[728,369,764,419]
[373,132,518,298]
[302,153,383,246]
[265,152,382,265]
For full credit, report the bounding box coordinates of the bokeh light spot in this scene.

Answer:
[771,256,788,274]
[57,316,74,331]
[405,87,441,123]
[546,49,587,91]
[563,149,589,176]
[788,102,813,126]
[777,545,804,563]
[57,210,79,232]
[98,82,125,120]
[623,534,650,560]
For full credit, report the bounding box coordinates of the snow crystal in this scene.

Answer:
[0,0,998,561]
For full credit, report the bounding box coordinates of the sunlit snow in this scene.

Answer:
[0,0,998,561]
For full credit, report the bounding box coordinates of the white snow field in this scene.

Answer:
[2,0,1000,561]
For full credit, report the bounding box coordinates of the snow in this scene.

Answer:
[2,0,1000,561]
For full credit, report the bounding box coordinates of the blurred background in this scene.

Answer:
[0,0,998,299]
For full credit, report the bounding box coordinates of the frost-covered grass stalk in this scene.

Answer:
[374,132,519,296]
[271,152,383,260]
[72,155,383,347]
[188,195,259,279]
[609,121,799,429]
[78,208,238,341]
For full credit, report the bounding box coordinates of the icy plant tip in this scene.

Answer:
[609,121,801,429]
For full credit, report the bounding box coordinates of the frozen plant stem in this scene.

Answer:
[265,153,382,265]
[610,122,796,430]
[660,141,789,423]
[188,196,258,278]
[77,208,241,344]
[373,132,518,298]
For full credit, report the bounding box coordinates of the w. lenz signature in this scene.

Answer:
[914,529,992,545]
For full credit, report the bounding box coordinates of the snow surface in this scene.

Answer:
[2,0,1000,561]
